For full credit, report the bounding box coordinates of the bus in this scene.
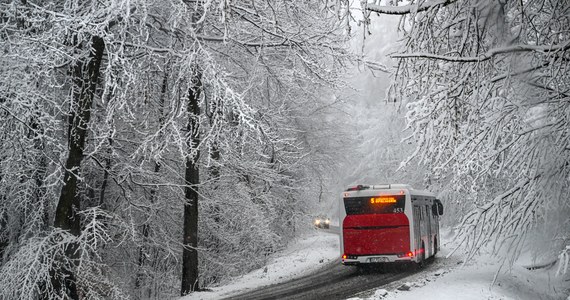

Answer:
[340,184,443,266]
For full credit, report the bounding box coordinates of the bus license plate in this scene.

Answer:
[369,257,388,263]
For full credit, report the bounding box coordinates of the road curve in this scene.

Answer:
[222,259,423,300]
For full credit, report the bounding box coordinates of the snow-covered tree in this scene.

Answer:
[365,0,570,261]
[0,0,354,298]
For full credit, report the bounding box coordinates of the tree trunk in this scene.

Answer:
[51,35,105,299]
[29,117,49,229]
[98,137,113,210]
[181,69,201,296]
[135,67,169,298]
[209,143,221,224]
[0,213,6,265]
[208,100,221,224]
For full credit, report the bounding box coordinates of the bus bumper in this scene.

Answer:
[342,254,415,265]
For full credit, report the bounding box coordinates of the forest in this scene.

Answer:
[0,0,568,299]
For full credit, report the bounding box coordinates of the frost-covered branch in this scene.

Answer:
[367,0,459,15]
[392,40,570,62]
[377,0,570,263]
[1,0,353,297]
[556,245,569,276]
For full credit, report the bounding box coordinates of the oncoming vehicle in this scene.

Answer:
[314,216,331,229]
[340,184,443,267]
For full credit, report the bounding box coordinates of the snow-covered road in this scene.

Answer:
[184,229,569,300]
[221,259,429,299]
[185,229,441,299]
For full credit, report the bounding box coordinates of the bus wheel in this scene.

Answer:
[418,242,426,268]
[434,238,438,257]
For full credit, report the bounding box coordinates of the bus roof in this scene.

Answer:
[345,184,411,191]
[344,184,435,197]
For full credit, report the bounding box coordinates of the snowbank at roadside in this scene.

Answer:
[350,242,569,300]
[350,261,568,300]
[182,228,569,300]
[182,230,340,300]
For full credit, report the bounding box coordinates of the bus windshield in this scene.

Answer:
[344,195,405,215]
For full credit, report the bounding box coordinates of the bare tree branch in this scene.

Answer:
[367,0,459,15]
[392,40,570,62]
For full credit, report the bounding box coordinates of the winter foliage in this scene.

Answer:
[2,0,568,298]
[0,0,354,298]
[556,245,569,276]
[366,0,570,262]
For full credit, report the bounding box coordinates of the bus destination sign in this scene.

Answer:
[370,197,397,204]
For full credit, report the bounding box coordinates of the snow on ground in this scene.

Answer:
[351,238,570,300]
[183,229,341,300]
[351,259,569,300]
[183,228,569,300]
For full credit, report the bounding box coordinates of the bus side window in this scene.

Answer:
[414,206,421,221]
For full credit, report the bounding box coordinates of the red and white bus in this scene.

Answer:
[340,184,443,266]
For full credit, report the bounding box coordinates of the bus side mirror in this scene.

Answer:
[435,199,443,215]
